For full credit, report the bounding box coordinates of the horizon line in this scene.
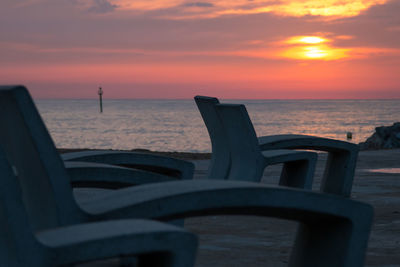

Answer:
[34,97,400,100]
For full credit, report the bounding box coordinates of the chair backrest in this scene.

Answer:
[0,86,85,231]
[194,96,230,179]
[215,104,265,181]
[0,148,45,266]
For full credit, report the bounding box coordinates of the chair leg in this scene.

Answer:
[137,251,188,267]
[321,150,358,197]
[279,159,316,190]
[120,256,138,266]
[289,216,371,267]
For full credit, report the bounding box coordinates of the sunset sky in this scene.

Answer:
[1,0,399,98]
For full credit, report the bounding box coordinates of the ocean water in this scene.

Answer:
[35,99,400,153]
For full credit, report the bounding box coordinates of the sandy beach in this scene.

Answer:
[69,148,400,266]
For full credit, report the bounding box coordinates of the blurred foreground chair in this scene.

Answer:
[0,148,198,267]
[0,85,373,266]
[195,96,359,197]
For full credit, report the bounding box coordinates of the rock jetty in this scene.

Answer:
[359,122,400,150]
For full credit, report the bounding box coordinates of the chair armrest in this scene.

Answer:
[258,134,358,152]
[61,150,194,180]
[261,149,317,189]
[36,219,197,267]
[79,180,372,267]
[258,134,359,197]
[65,161,177,189]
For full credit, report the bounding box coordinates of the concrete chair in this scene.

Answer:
[0,148,197,267]
[0,86,373,266]
[216,103,316,189]
[195,95,359,197]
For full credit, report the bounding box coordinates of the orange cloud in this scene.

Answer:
[285,36,329,45]
[89,0,389,19]
[265,0,388,18]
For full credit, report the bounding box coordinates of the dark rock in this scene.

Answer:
[359,122,400,150]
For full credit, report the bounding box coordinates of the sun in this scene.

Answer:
[281,35,349,60]
[303,46,329,58]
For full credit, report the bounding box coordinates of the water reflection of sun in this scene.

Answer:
[282,35,349,60]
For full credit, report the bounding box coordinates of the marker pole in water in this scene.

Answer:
[98,86,103,113]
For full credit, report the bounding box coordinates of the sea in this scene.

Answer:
[35,99,400,153]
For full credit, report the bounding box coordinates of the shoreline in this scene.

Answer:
[58,147,212,160]
[57,147,399,161]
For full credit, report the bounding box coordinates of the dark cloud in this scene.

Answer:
[183,2,214,8]
[321,0,400,48]
[87,0,118,14]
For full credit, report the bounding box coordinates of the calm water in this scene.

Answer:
[35,99,400,153]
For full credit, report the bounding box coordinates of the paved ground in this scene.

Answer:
[75,149,400,266]
[187,149,400,267]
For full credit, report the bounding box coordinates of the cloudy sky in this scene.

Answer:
[1,0,399,98]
